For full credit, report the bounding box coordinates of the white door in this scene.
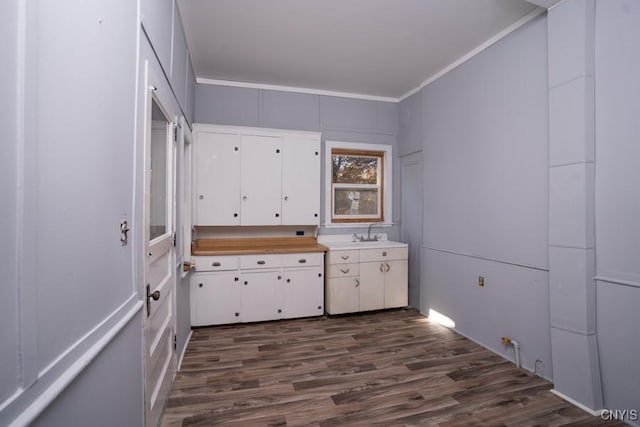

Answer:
[143,79,176,427]
[195,131,241,225]
[241,135,282,225]
[400,152,423,311]
[281,137,321,225]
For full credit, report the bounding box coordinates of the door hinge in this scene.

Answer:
[173,125,178,142]
[173,334,177,351]
[172,232,177,247]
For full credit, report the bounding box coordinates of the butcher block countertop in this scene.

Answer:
[192,237,328,256]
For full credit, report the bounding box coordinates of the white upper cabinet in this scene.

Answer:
[240,135,282,225]
[282,136,321,225]
[194,125,321,226]
[195,131,241,225]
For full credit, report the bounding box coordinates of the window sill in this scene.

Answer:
[322,222,395,229]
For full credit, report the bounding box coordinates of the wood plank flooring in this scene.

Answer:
[162,309,621,426]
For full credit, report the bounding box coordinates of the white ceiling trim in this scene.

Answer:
[197,6,546,105]
[197,78,399,103]
[398,6,546,101]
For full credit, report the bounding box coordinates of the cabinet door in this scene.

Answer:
[190,272,241,326]
[359,262,386,311]
[283,268,324,319]
[326,277,360,314]
[240,135,282,225]
[195,132,241,225]
[384,260,408,308]
[281,137,321,225]
[241,270,280,322]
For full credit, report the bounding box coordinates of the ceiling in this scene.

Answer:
[177,0,558,101]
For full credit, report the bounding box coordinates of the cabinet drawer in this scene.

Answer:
[360,247,408,262]
[327,250,360,265]
[194,256,239,271]
[282,252,323,267]
[328,263,359,278]
[240,254,282,269]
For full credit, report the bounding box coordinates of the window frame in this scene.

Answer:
[324,141,393,227]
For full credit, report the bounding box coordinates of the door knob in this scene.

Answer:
[150,290,160,301]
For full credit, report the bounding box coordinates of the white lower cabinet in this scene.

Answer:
[191,252,324,326]
[282,268,324,319]
[325,245,408,314]
[191,272,241,326]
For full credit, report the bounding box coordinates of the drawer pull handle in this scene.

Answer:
[355,279,360,287]
[340,268,350,274]
[340,255,349,260]
[298,259,306,264]
[386,263,391,272]
[257,260,266,265]
[212,262,221,267]
[382,251,387,256]
[380,263,385,272]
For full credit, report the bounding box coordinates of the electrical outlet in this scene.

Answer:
[478,276,485,287]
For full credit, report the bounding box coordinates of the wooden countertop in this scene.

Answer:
[192,237,328,256]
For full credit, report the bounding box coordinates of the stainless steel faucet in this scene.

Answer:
[355,223,379,242]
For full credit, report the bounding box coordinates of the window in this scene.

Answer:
[325,141,393,225]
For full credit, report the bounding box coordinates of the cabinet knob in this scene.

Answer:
[233,213,238,217]
[284,196,289,201]
[244,281,248,285]
[317,305,322,310]
[235,312,239,316]
[199,195,204,200]
[277,309,282,313]
[242,196,248,201]
[286,278,291,283]
[314,213,318,217]
[198,283,203,288]
[318,273,322,277]
[277,275,282,280]
[382,251,387,257]
[275,213,280,218]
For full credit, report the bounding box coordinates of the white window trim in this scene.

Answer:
[324,141,393,228]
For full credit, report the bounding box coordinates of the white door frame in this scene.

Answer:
[400,151,423,312]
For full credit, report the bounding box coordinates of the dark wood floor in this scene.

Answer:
[162,309,620,426]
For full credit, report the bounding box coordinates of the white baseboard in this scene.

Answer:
[550,389,603,417]
[177,330,192,372]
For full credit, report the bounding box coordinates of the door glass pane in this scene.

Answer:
[150,100,168,240]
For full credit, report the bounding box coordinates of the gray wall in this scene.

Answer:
[195,86,400,239]
[0,0,144,425]
[420,16,552,375]
[1,0,195,425]
[594,0,640,421]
